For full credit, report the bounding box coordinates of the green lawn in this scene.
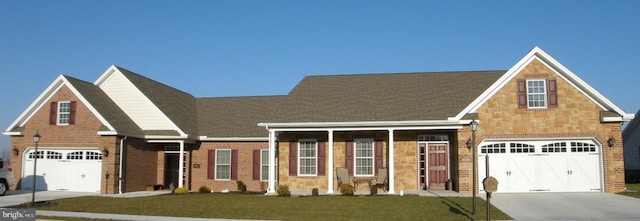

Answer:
[618,183,640,198]
[41,193,511,221]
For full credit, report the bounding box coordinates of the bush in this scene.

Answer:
[174,187,189,194]
[237,180,247,192]
[277,184,291,197]
[340,184,354,196]
[198,186,211,193]
[370,185,378,196]
[312,188,319,196]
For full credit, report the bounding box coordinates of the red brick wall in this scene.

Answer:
[122,138,161,192]
[8,85,119,194]
[190,142,268,192]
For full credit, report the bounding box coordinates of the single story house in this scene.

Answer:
[3,46,633,195]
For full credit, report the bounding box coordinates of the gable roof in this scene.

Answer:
[2,75,138,136]
[276,70,505,123]
[115,66,198,137]
[461,46,634,121]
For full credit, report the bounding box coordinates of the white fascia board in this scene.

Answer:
[454,46,633,122]
[4,75,65,133]
[4,75,116,134]
[144,135,189,140]
[267,125,464,132]
[258,120,460,129]
[95,66,187,136]
[198,136,269,142]
[2,131,22,136]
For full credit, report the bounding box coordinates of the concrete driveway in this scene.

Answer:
[489,192,640,221]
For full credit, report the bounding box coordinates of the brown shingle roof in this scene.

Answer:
[275,70,505,122]
[115,66,198,137]
[197,96,286,137]
[65,75,143,135]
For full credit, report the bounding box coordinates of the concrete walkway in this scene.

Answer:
[36,210,267,221]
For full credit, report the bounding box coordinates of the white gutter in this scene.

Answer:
[258,119,468,128]
[198,137,269,142]
[118,136,127,194]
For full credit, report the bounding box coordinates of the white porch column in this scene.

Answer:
[178,140,185,188]
[326,129,335,194]
[267,130,277,194]
[388,129,396,194]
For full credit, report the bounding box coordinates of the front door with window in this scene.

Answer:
[427,143,448,190]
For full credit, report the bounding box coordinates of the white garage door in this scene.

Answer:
[478,140,602,193]
[22,148,102,192]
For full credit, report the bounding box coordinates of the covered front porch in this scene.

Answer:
[259,120,476,195]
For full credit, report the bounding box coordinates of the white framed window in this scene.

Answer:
[215,149,231,180]
[298,140,317,176]
[527,80,547,108]
[260,149,269,181]
[58,101,71,125]
[354,139,374,176]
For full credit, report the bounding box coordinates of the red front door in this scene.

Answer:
[428,143,448,190]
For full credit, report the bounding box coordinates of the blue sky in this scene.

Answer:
[1,1,639,155]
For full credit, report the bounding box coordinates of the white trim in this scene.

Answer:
[297,139,318,177]
[353,138,375,177]
[4,75,119,134]
[259,120,462,128]
[214,149,232,181]
[94,65,188,136]
[454,46,633,121]
[326,130,335,194]
[264,125,463,133]
[198,136,269,141]
[260,149,269,181]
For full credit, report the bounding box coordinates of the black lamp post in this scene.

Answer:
[470,120,478,215]
[31,132,40,205]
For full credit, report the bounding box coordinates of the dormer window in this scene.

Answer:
[517,79,557,109]
[49,101,76,125]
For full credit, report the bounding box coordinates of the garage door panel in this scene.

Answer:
[23,149,102,192]
[567,154,601,191]
[479,140,602,193]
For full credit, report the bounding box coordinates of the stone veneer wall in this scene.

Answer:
[456,58,626,194]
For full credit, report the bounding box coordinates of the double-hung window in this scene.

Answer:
[517,79,557,109]
[215,149,231,180]
[260,149,269,181]
[58,101,71,125]
[354,139,374,176]
[298,140,317,176]
[527,80,547,108]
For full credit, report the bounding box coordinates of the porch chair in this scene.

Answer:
[336,167,350,191]
[373,167,388,192]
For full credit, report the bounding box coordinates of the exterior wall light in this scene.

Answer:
[607,136,616,148]
[102,147,109,157]
[12,147,19,156]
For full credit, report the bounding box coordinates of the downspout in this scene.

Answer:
[118,136,127,194]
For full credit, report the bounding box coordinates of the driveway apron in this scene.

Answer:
[489,192,640,221]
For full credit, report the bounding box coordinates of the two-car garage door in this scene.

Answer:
[478,140,602,193]
[22,148,102,192]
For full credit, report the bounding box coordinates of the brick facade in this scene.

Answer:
[9,86,119,194]
[190,141,269,192]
